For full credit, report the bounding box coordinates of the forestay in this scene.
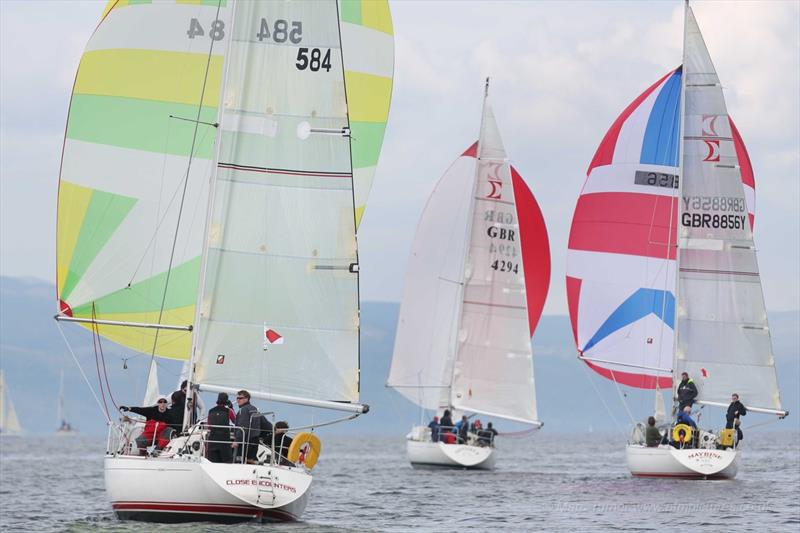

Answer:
[192,0,361,403]
[675,6,781,411]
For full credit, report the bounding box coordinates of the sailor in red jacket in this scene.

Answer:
[120,395,173,454]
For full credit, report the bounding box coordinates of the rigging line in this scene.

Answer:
[608,368,637,425]
[743,417,783,431]
[90,305,111,419]
[56,321,112,424]
[286,412,361,433]
[149,0,224,358]
[498,427,539,438]
[92,304,119,410]
[579,361,627,441]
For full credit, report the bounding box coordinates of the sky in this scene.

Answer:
[1,0,798,316]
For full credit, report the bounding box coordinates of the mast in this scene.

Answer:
[671,0,689,415]
[445,78,492,411]
[58,369,65,426]
[184,0,238,431]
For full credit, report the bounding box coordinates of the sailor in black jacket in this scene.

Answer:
[726,393,747,441]
[677,372,698,410]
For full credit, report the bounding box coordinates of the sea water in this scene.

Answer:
[1,432,798,532]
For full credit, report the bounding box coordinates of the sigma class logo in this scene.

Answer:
[702,140,720,162]
[701,114,718,137]
[487,180,503,199]
[485,161,504,200]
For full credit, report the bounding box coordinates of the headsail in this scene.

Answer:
[55,0,233,360]
[387,145,476,410]
[389,89,550,425]
[192,0,361,405]
[675,5,781,411]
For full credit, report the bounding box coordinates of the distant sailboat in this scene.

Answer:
[56,369,78,435]
[567,1,788,479]
[0,370,22,436]
[388,80,550,470]
[54,0,393,522]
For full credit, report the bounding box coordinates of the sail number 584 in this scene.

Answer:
[296,48,332,72]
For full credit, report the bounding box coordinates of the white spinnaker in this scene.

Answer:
[387,156,475,409]
[193,0,360,402]
[450,99,538,424]
[674,6,782,411]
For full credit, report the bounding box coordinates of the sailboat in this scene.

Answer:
[387,80,550,470]
[54,0,393,522]
[566,1,788,479]
[56,369,78,435]
[0,370,22,436]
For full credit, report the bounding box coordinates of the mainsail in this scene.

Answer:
[388,88,550,424]
[567,4,782,414]
[675,6,781,411]
[55,0,393,366]
[191,0,362,406]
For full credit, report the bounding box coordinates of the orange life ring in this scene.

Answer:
[287,432,321,469]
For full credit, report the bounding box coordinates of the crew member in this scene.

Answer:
[676,372,698,410]
[120,396,172,453]
[645,416,661,447]
[428,416,441,442]
[206,392,235,463]
[233,390,261,464]
[725,393,747,443]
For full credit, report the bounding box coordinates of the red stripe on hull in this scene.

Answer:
[112,501,298,521]
[114,502,259,515]
[631,472,733,480]
[568,192,677,260]
[511,166,550,336]
[587,68,678,174]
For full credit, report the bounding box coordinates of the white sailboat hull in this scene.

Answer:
[626,444,739,479]
[105,455,311,523]
[406,439,495,470]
